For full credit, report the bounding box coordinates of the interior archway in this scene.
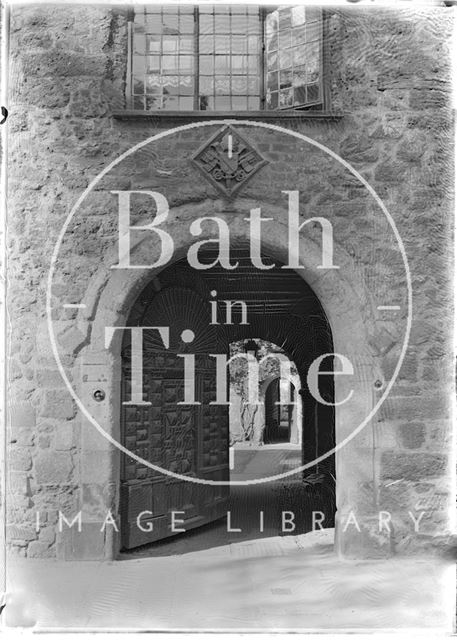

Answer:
[264,377,293,444]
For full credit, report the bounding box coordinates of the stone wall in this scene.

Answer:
[6,4,455,559]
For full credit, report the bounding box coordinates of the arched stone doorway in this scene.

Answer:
[74,197,380,559]
[118,247,335,550]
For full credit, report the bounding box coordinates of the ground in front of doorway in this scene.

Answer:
[5,529,453,632]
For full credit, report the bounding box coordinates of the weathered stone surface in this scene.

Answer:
[409,88,449,110]
[409,321,437,346]
[54,423,75,450]
[82,483,117,519]
[21,50,107,78]
[9,546,27,558]
[6,525,37,542]
[396,137,425,163]
[40,390,76,420]
[38,434,51,448]
[34,450,73,484]
[9,471,29,496]
[9,403,36,431]
[35,321,57,360]
[9,447,33,471]
[381,452,447,481]
[340,134,379,164]
[28,541,55,558]
[374,160,408,183]
[19,78,70,108]
[383,352,418,382]
[384,396,450,421]
[57,326,88,354]
[81,452,112,484]
[368,327,396,357]
[36,369,66,388]
[13,428,35,447]
[397,422,426,449]
[56,522,108,560]
[39,525,56,545]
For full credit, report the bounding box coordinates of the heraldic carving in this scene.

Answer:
[191,124,268,198]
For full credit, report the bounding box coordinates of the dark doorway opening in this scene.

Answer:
[119,246,335,556]
[264,378,294,444]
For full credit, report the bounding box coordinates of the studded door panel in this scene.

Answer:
[121,358,229,549]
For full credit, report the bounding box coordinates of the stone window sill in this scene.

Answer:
[113,109,343,122]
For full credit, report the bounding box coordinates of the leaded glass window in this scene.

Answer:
[198,5,261,111]
[128,5,323,112]
[265,6,322,110]
[131,6,196,110]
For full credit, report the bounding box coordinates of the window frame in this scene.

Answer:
[126,6,326,114]
[262,6,324,111]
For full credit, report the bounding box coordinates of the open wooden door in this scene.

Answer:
[120,287,229,550]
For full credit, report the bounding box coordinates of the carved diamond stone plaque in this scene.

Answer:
[191,125,268,198]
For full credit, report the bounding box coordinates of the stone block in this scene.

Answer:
[6,524,37,542]
[381,451,447,481]
[34,450,73,484]
[397,422,426,449]
[428,422,452,449]
[27,541,55,558]
[398,354,418,382]
[36,369,66,388]
[379,481,413,511]
[56,522,106,560]
[35,321,56,361]
[40,390,76,420]
[10,27,52,51]
[37,434,51,449]
[9,447,32,471]
[9,403,36,431]
[340,134,379,164]
[374,160,408,184]
[82,483,117,519]
[335,512,392,559]
[39,525,56,545]
[8,471,29,495]
[409,88,449,110]
[22,50,107,78]
[54,423,75,450]
[385,396,450,421]
[21,78,70,108]
[368,326,397,357]
[81,415,114,452]
[13,429,34,446]
[9,359,23,381]
[81,451,113,483]
[57,326,88,355]
[383,352,418,382]
[396,137,425,163]
[409,320,436,346]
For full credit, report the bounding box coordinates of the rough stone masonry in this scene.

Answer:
[5,4,455,559]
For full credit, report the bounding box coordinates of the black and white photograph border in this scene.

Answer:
[1,0,456,636]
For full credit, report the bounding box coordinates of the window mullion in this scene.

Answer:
[194,7,199,110]
[319,8,325,110]
[260,9,266,110]
[126,20,133,109]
